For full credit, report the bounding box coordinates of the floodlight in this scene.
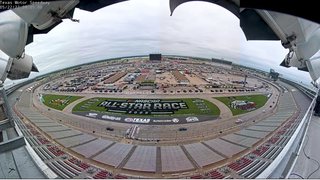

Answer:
[306,55,320,81]
[0,53,38,83]
[0,10,28,58]
[13,0,79,30]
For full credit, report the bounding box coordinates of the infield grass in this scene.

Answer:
[41,94,83,111]
[214,94,268,116]
[72,98,220,117]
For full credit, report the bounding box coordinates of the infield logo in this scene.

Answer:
[98,99,188,115]
[102,115,121,121]
[124,118,150,123]
[186,116,199,122]
[86,113,98,118]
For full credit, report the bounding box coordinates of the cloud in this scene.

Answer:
[17,0,310,85]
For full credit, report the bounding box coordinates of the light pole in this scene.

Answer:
[243,75,247,87]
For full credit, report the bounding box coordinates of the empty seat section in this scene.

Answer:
[184,143,225,167]
[71,138,113,158]
[123,146,156,172]
[93,143,133,167]
[161,146,194,172]
[204,138,246,158]
[56,134,95,148]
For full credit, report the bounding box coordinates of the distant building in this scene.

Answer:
[231,100,256,111]
[135,70,156,90]
[140,69,150,74]
[165,56,189,61]
[172,70,189,85]
[135,74,147,84]
[103,72,127,84]
[269,69,279,81]
[149,54,162,61]
[124,73,140,83]
[139,82,155,90]
[145,70,156,82]
[212,58,232,65]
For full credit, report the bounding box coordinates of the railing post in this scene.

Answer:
[0,84,14,127]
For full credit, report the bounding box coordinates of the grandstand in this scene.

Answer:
[172,70,189,84]
[104,72,127,84]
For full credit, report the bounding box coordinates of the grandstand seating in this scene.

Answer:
[269,148,282,160]
[228,158,253,172]
[93,170,111,179]
[261,147,275,158]
[26,137,38,146]
[18,112,298,179]
[57,160,81,176]
[267,136,280,144]
[68,157,90,170]
[19,110,300,180]
[114,174,128,179]
[30,129,41,136]
[47,162,70,178]
[252,146,269,156]
[37,136,50,144]
[277,129,286,135]
[52,161,76,177]
[242,161,270,178]
[208,170,225,179]
[190,175,204,179]
[238,159,260,175]
[64,160,83,172]
[34,148,47,160]
[48,146,65,156]
[39,147,55,159]
[25,124,33,129]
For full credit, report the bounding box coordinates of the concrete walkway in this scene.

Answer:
[290,115,320,179]
[207,98,232,119]
[63,96,91,113]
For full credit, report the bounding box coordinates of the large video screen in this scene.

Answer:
[149,54,161,61]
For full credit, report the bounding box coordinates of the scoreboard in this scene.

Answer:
[149,54,162,61]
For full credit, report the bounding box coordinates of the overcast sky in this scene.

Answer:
[7,0,313,85]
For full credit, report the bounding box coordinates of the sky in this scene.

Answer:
[5,0,313,86]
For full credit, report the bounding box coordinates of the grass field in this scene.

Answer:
[214,94,268,116]
[41,94,83,111]
[72,98,220,117]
